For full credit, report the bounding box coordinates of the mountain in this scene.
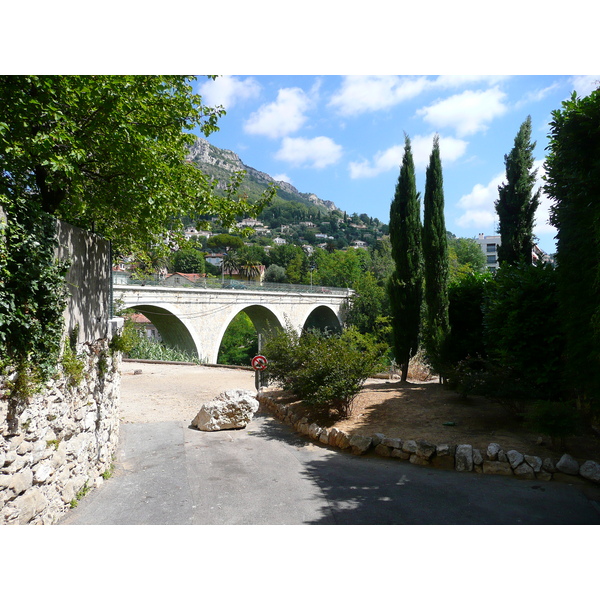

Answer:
[187,137,339,215]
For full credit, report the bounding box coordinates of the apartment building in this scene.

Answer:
[476,233,501,272]
[475,233,553,272]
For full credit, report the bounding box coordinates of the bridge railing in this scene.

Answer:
[113,275,353,296]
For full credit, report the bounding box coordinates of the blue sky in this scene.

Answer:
[195,75,599,255]
[8,2,598,258]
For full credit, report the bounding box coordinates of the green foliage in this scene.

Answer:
[495,115,541,266]
[388,135,423,381]
[109,330,136,354]
[313,247,369,288]
[483,262,564,401]
[264,264,288,283]
[0,76,275,258]
[524,399,579,449]
[344,271,391,344]
[61,338,85,388]
[172,247,205,274]
[422,135,449,375]
[447,236,486,281]
[206,233,245,252]
[263,324,384,418]
[0,196,69,414]
[440,271,493,375]
[545,87,600,413]
[217,312,258,366]
[101,464,115,480]
[117,313,200,363]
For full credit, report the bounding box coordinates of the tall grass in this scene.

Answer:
[125,335,202,364]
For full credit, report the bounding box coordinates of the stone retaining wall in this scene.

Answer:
[259,393,600,486]
[0,340,121,524]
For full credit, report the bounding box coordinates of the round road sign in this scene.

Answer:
[251,355,268,371]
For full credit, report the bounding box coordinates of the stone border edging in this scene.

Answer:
[258,393,600,486]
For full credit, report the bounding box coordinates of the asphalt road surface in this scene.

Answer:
[60,408,600,525]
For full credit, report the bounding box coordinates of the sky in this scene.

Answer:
[194,75,599,255]
[6,2,599,259]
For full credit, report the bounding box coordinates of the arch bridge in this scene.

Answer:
[114,282,352,364]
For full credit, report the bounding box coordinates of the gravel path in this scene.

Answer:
[119,361,257,424]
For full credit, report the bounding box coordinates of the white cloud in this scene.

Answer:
[433,75,508,88]
[514,82,561,109]
[570,75,600,97]
[328,75,430,116]
[349,145,404,179]
[275,136,343,169]
[273,173,292,184]
[411,134,468,169]
[349,134,467,179]
[455,172,504,229]
[243,87,311,138]
[197,75,260,109]
[455,162,557,238]
[328,75,510,117]
[417,87,508,136]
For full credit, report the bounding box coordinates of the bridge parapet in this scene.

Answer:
[113,274,353,297]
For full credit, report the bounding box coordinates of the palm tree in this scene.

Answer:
[240,261,262,282]
[221,252,240,283]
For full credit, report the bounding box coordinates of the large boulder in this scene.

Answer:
[192,389,259,431]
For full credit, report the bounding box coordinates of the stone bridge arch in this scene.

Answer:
[215,304,284,363]
[115,284,352,365]
[122,302,204,360]
[302,305,343,333]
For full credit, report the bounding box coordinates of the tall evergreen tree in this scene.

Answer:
[422,135,449,377]
[545,88,600,409]
[388,135,423,381]
[495,115,541,265]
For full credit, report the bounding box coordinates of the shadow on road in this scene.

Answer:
[252,409,600,525]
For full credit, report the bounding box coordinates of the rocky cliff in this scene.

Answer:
[187,137,338,213]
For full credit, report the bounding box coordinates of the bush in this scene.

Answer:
[263,324,384,418]
[263,264,288,283]
[440,271,493,376]
[524,399,579,450]
[483,262,564,401]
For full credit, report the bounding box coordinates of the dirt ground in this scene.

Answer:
[279,376,600,464]
[119,361,256,423]
[119,361,600,465]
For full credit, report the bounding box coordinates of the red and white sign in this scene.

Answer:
[251,355,268,371]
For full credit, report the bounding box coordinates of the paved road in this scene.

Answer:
[60,408,600,525]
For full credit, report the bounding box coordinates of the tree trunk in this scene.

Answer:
[401,362,408,382]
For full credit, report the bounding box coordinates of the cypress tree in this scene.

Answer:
[495,115,541,266]
[422,135,449,378]
[388,135,422,381]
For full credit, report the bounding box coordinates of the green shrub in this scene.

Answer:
[440,271,493,376]
[61,339,85,388]
[483,262,565,401]
[525,399,579,450]
[264,324,384,418]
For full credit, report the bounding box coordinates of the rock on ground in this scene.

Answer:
[192,389,259,431]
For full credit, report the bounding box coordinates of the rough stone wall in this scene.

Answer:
[0,339,121,524]
[1,220,120,525]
